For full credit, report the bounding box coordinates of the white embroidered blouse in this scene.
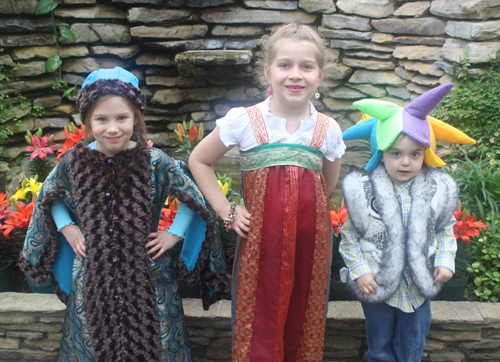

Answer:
[216,97,346,162]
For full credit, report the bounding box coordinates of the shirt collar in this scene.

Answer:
[394,178,414,193]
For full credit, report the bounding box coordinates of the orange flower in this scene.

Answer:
[189,126,197,145]
[57,139,75,161]
[331,201,347,235]
[1,201,35,239]
[57,124,86,161]
[177,123,185,136]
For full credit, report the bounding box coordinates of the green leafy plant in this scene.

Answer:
[173,120,204,161]
[466,228,500,302]
[446,155,500,235]
[433,47,500,159]
[35,0,77,97]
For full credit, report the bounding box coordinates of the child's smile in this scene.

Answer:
[264,39,323,110]
[90,95,136,156]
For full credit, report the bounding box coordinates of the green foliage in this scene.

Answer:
[446,154,500,235]
[433,47,500,159]
[35,0,58,14]
[35,0,76,86]
[0,93,46,141]
[466,229,500,302]
[24,154,55,183]
[45,55,62,73]
[448,154,500,302]
[0,65,47,140]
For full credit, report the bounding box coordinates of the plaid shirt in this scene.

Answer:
[339,179,456,313]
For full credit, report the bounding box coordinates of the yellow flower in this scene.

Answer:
[218,180,229,195]
[24,177,42,196]
[10,187,28,201]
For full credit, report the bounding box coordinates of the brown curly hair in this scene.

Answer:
[76,78,147,138]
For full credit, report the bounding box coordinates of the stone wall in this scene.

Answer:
[1,293,499,361]
[1,0,500,185]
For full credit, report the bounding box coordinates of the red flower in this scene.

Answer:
[0,193,10,210]
[1,201,35,239]
[453,211,489,244]
[331,201,347,235]
[25,135,54,161]
[158,209,177,230]
[158,198,179,230]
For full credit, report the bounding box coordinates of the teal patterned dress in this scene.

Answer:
[20,134,228,362]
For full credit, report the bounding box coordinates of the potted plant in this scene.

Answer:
[437,207,488,301]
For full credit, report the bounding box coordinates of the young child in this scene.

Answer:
[189,23,345,361]
[339,83,476,362]
[19,67,228,362]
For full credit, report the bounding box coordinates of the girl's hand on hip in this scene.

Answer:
[357,273,378,294]
[434,267,453,284]
[231,205,251,239]
[61,224,86,259]
[146,230,180,260]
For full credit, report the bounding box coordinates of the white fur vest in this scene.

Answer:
[342,164,457,304]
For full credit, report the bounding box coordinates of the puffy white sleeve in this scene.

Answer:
[322,118,346,162]
[215,107,253,148]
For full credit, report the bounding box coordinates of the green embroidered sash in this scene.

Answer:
[240,143,323,172]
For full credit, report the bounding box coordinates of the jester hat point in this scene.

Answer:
[342,82,476,171]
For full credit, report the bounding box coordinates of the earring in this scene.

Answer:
[267,88,272,96]
[314,92,320,99]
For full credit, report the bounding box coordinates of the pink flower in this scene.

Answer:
[25,135,54,161]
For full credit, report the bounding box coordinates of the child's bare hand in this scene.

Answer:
[61,224,86,259]
[357,273,377,294]
[146,230,180,260]
[231,205,251,239]
[434,267,453,284]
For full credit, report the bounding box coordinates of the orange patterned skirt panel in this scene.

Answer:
[231,165,332,362]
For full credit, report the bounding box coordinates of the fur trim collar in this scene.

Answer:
[342,164,457,303]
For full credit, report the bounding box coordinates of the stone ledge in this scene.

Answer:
[1,293,499,324]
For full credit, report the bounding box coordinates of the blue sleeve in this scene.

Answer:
[51,199,75,231]
[166,202,195,238]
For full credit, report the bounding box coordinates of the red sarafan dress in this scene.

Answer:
[231,105,334,362]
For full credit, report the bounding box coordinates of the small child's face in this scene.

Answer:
[90,95,136,157]
[381,135,425,186]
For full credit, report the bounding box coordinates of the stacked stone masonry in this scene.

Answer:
[0,293,500,361]
[1,0,500,182]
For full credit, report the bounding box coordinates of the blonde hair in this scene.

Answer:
[262,23,326,70]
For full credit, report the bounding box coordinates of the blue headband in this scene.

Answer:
[81,67,139,89]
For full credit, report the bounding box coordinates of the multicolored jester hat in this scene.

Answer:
[342,82,476,171]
